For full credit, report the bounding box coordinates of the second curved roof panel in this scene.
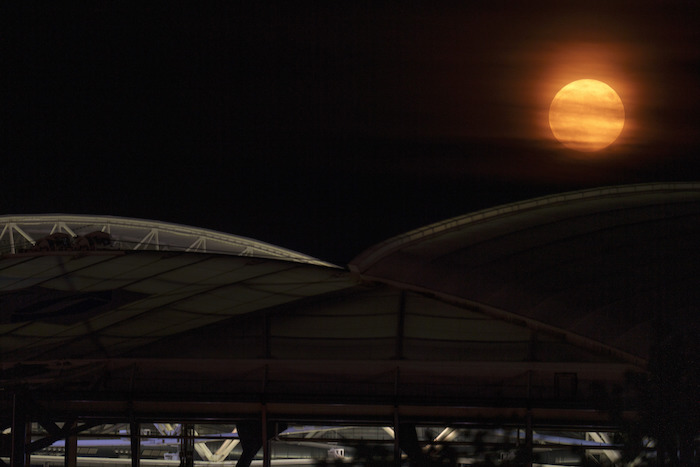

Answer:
[350,182,700,361]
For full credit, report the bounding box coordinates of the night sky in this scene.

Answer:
[4,2,700,264]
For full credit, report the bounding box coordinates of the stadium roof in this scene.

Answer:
[351,182,700,362]
[0,214,351,362]
[1,183,698,425]
[0,214,335,267]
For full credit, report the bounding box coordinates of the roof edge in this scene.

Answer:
[0,213,339,268]
[349,182,700,273]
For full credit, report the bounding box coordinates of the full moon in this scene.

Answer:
[548,79,625,152]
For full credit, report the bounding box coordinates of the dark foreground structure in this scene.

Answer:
[1,183,698,466]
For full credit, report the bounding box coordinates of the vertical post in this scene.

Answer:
[524,370,533,467]
[393,409,401,467]
[11,393,29,467]
[130,421,140,467]
[525,410,533,467]
[261,407,270,467]
[64,421,78,467]
[180,424,194,467]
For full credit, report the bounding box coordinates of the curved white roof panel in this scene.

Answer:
[0,214,335,267]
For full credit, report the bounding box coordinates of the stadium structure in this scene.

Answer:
[1,183,698,466]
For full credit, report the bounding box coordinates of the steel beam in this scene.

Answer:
[64,421,77,467]
[392,411,400,467]
[179,424,194,467]
[261,408,270,467]
[129,421,140,467]
[525,410,533,467]
[10,394,28,467]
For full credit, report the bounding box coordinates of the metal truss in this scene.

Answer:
[2,421,650,467]
[153,424,240,463]
[0,215,334,267]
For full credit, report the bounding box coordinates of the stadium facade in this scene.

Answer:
[1,183,699,466]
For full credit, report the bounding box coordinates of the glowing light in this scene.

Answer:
[549,79,625,152]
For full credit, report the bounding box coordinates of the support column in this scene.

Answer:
[393,410,400,467]
[64,421,78,467]
[261,407,270,467]
[524,370,533,467]
[180,424,194,467]
[10,393,29,467]
[130,421,140,467]
[524,410,533,467]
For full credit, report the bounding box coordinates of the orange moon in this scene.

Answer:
[549,79,625,152]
